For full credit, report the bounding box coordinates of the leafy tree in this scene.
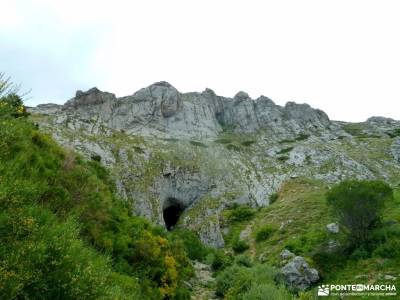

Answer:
[326,180,393,247]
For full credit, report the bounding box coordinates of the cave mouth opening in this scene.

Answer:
[163,199,184,231]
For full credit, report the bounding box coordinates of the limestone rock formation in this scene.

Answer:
[28,82,400,247]
[391,137,400,162]
[280,256,319,291]
[36,82,333,139]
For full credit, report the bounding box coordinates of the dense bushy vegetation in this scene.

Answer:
[326,180,393,247]
[255,224,276,242]
[0,94,195,299]
[313,180,399,279]
[215,264,292,299]
[227,204,255,223]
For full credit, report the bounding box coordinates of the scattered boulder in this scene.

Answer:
[378,274,397,281]
[279,219,293,230]
[326,223,339,234]
[239,225,252,241]
[280,256,319,291]
[280,249,295,260]
[383,274,397,281]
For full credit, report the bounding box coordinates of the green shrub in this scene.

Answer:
[174,286,191,300]
[373,239,400,258]
[235,255,253,267]
[241,140,256,146]
[171,229,209,261]
[206,250,233,271]
[343,123,364,136]
[326,180,393,247]
[0,205,139,299]
[284,239,303,254]
[256,225,276,242]
[386,128,400,138]
[132,145,145,153]
[216,264,278,298]
[278,134,309,144]
[311,247,347,275]
[242,283,293,300]
[228,205,255,223]
[278,138,295,144]
[0,93,28,118]
[277,155,289,162]
[215,265,241,296]
[295,134,310,141]
[350,247,370,260]
[277,147,293,155]
[0,106,194,299]
[232,238,250,253]
[284,230,326,255]
[226,144,241,151]
[189,140,207,147]
[269,192,279,204]
[214,138,232,144]
[91,154,102,162]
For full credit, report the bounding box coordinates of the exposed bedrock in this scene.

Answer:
[37,81,332,139]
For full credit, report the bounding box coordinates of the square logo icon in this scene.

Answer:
[318,285,330,296]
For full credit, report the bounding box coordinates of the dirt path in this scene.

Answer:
[190,261,218,300]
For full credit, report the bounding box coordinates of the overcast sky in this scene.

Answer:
[1,0,399,121]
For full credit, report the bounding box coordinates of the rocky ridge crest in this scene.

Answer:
[31,81,331,139]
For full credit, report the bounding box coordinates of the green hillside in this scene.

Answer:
[0,95,197,299]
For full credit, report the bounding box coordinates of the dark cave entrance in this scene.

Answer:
[163,199,184,231]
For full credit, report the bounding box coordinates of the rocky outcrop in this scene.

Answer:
[34,82,332,139]
[391,137,400,162]
[280,256,319,291]
[366,116,396,125]
[65,88,116,109]
[28,103,62,114]
[280,249,296,260]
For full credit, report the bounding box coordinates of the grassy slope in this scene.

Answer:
[221,178,400,299]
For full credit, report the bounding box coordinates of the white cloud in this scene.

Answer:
[1,0,400,121]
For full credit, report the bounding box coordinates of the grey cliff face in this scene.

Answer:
[40,82,331,139]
